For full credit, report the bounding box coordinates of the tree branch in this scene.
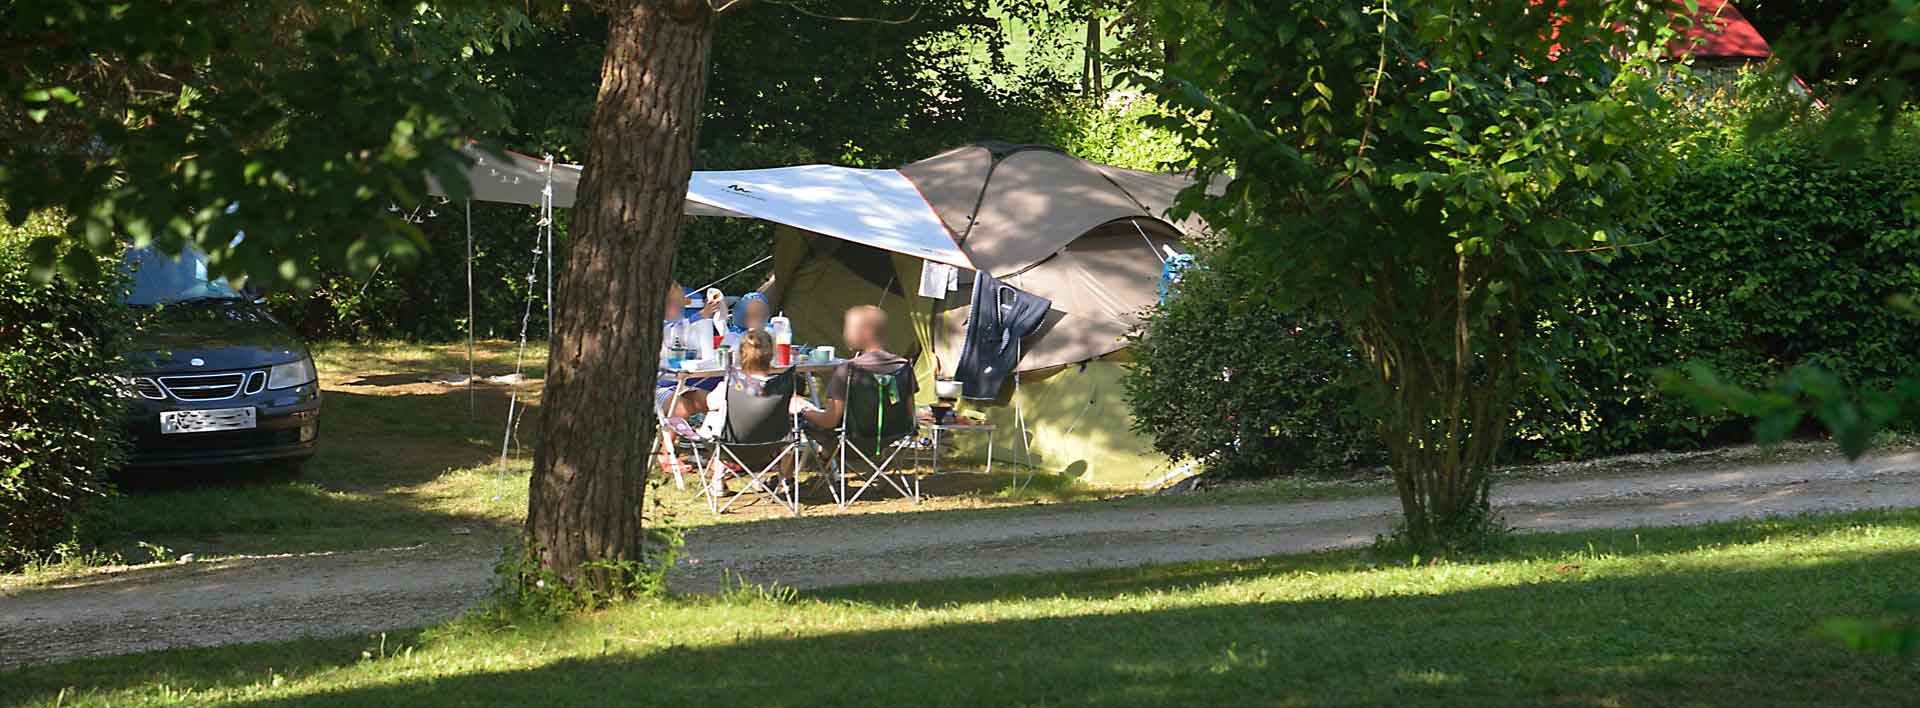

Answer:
[759,0,921,25]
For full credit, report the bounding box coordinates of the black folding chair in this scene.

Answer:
[705,370,802,516]
[830,362,920,506]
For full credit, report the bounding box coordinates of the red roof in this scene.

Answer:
[1672,0,1771,60]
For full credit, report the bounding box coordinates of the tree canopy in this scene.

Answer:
[1144,0,1683,546]
[1,1,530,286]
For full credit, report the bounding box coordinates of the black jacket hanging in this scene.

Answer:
[956,273,1052,400]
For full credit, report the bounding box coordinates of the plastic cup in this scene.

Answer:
[776,343,792,367]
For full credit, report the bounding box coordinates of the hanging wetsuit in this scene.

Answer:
[956,273,1052,400]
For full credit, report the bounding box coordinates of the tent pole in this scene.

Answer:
[466,198,476,417]
[1131,219,1168,264]
[690,254,772,294]
[543,154,555,341]
[1013,372,1034,493]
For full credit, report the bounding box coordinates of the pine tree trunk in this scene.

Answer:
[526,0,714,588]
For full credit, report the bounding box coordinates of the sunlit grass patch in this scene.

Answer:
[9,509,1920,707]
[311,339,548,381]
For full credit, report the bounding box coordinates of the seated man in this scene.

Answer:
[795,305,915,431]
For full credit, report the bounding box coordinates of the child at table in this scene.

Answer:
[721,291,771,348]
[701,329,795,493]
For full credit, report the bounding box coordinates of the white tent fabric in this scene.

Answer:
[686,166,969,268]
[431,147,972,268]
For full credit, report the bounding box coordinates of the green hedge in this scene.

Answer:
[0,210,128,569]
[1130,118,1920,476]
[1512,121,1920,460]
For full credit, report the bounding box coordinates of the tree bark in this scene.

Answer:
[527,0,714,587]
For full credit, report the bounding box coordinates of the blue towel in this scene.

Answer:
[1158,253,1197,303]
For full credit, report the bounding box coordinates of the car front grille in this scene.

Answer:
[131,377,166,399]
[158,372,247,401]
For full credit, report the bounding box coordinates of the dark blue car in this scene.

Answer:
[117,245,320,470]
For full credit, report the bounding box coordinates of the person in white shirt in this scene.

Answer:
[655,281,720,474]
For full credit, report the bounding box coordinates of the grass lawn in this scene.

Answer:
[8,341,1368,586]
[5,509,1920,706]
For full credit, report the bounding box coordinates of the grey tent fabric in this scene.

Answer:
[900,141,1205,375]
[898,142,1198,276]
[999,220,1183,371]
[929,217,1184,374]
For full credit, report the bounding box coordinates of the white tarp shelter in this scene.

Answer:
[432,146,972,268]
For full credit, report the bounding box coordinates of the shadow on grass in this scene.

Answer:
[804,509,1920,610]
[7,513,1918,707]
[89,386,533,558]
[9,541,1914,707]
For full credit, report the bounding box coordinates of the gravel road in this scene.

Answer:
[3,450,1916,668]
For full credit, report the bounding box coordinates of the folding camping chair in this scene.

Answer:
[659,415,710,489]
[827,362,920,506]
[704,370,803,516]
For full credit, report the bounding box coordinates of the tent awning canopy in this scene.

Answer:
[430,147,973,269]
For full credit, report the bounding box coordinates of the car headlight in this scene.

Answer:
[267,356,317,390]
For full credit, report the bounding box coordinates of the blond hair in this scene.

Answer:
[737,329,776,374]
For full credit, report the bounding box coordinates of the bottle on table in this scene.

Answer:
[687,318,717,363]
[769,314,793,366]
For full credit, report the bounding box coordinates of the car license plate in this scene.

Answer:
[160,407,256,434]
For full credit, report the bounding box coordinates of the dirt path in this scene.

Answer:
[4,450,1918,668]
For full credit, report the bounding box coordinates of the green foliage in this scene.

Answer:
[0,208,129,570]
[1750,0,1920,156]
[0,1,524,287]
[255,5,1169,339]
[1534,116,1920,460]
[260,201,562,341]
[1123,253,1379,478]
[486,481,683,620]
[1044,95,1190,171]
[1142,0,1681,546]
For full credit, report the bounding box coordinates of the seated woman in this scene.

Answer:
[656,281,717,472]
[721,291,771,347]
[701,329,796,493]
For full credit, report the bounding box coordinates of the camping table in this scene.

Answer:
[656,358,845,489]
[920,422,995,478]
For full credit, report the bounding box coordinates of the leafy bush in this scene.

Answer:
[1044,95,1189,172]
[0,209,129,569]
[1512,117,1920,460]
[1123,254,1380,478]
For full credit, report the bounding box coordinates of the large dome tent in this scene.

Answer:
[432,141,1205,487]
[767,142,1202,486]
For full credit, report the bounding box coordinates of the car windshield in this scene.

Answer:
[120,245,246,306]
